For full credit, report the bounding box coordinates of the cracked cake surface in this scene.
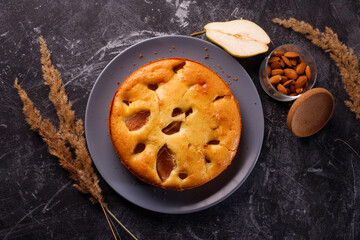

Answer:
[109,58,241,190]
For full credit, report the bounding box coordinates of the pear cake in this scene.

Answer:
[109,58,241,190]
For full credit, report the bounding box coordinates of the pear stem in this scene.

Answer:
[190,30,206,37]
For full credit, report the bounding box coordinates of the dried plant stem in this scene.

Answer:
[190,30,206,37]
[335,139,360,160]
[14,36,138,240]
[108,212,122,240]
[14,79,87,191]
[39,36,104,204]
[106,208,138,240]
[273,18,360,119]
[100,203,118,240]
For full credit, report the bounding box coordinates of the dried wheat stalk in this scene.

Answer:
[273,17,360,119]
[14,36,137,240]
[15,36,104,205]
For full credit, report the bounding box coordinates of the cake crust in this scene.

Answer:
[109,58,241,190]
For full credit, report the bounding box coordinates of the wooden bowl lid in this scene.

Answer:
[287,88,335,137]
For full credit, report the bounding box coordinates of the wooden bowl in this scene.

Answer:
[287,88,335,137]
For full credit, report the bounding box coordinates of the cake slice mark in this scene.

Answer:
[185,108,193,117]
[172,108,183,117]
[178,172,188,180]
[148,83,158,91]
[173,61,186,73]
[156,145,177,181]
[213,95,226,102]
[123,100,131,106]
[207,140,220,145]
[204,157,212,173]
[220,129,239,152]
[124,110,150,131]
[133,143,145,154]
[162,121,182,135]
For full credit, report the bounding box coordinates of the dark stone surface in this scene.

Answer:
[1,0,360,239]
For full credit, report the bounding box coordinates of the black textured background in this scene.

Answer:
[1,0,360,239]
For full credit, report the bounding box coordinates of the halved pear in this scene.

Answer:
[204,20,271,58]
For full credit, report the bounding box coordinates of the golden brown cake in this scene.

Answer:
[109,58,241,190]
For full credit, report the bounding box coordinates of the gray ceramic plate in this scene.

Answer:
[85,35,264,214]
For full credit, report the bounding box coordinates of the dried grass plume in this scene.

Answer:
[273,17,360,119]
[14,36,137,240]
[15,36,104,205]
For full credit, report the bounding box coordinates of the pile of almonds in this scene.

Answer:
[267,51,312,96]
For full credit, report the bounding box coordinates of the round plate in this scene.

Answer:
[85,35,264,214]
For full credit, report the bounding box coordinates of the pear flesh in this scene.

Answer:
[205,20,271,57]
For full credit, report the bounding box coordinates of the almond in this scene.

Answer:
[269,75,282,85]
[284,68,298,80]
[289,84,296,93]
[277,84,287,95]
[281,76,289,84]
[295,62,306,75]
[273,51,285,57]
[295,75,308,88]
[283,80,294,87]
[304,81,309,88]
[281,56,292,67]
[305,65,311,79]
[290,58,297,66]
[284,52,299,58]
[269,57,280,63]
[270,61,282,69]
[267,64,271,76]
[267,50,312,97]
[279,59,285,68]
[271,69,284,76]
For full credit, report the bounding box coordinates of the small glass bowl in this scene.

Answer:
[259,44,317,101]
